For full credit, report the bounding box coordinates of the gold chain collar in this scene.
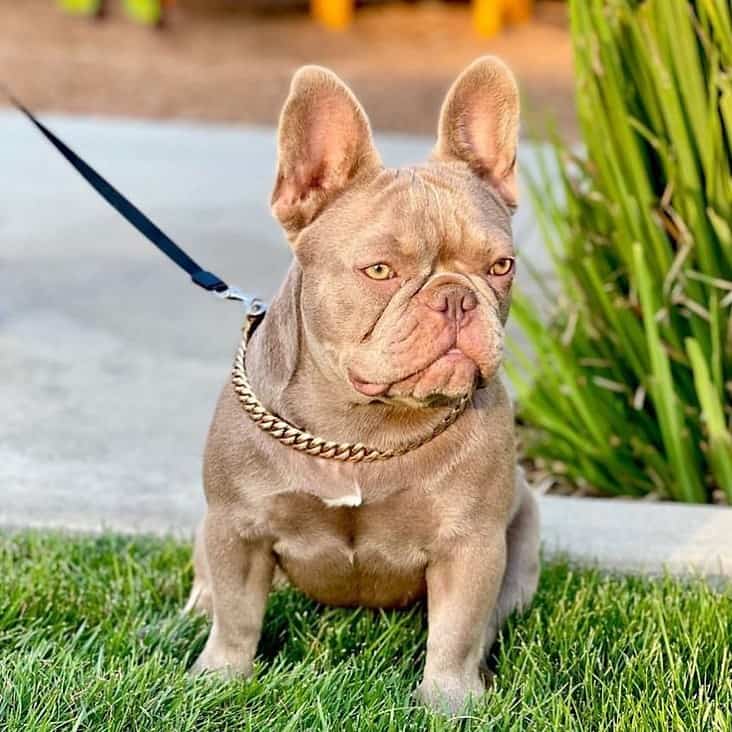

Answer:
[231,315,470,463]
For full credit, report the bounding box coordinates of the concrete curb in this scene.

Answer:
[539,495,732,580]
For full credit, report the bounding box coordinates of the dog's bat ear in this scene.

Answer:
[433,56,520,211]
[271,66,382,239]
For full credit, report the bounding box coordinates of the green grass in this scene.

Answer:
[1,532,730,731]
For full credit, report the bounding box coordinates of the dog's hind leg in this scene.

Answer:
[183,520,213,617]
[483,467,540,655]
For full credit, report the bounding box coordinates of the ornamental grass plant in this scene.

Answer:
[509,0,732,503]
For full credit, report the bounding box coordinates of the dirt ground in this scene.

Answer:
[0,0,575,136]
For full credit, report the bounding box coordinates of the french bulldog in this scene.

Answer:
[186,56,540,714]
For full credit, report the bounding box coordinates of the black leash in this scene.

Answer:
[3,88,265,315]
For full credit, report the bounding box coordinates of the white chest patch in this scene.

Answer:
[322,484,362,508]
[291,459,365,507]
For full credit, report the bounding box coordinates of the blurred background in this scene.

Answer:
[0,0,574,135]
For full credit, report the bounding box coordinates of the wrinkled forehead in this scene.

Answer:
[359,163,513,260]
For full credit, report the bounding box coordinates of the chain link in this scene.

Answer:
[231,315,469,463]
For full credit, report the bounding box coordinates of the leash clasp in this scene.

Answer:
[216,287,267,318]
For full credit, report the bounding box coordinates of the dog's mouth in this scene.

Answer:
[349,348,478,402]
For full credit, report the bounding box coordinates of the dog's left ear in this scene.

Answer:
[433,56,520,211]
[271,66,382,239]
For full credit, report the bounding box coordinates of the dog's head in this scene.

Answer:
[271,57,519,406]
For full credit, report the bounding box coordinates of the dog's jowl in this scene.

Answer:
[185,56,540,714]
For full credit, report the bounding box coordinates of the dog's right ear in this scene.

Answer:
[271,66,382,240]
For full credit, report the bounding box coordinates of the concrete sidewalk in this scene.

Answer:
[1,111,552,534]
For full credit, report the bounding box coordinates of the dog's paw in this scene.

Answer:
[188,648,252,680]
[415,672,485,715]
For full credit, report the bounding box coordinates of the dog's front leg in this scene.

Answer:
[189,511,274,678]
[417,535,507,714]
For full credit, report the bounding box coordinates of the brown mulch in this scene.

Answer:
[0,0,576,137]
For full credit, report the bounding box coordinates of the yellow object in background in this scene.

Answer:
[473,0,503,37]
[312,0,353,31]
[474,0,534,37]
[311,0,533,36]
[124,0,164,25]
[58,0,102,15]
[503,0,533,25]
[59,0,172,25]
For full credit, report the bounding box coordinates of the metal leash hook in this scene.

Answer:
[217,287,268,339]
[215,287,267,316]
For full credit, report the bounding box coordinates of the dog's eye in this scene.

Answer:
[488,257,515,277]
[362,263,396,281]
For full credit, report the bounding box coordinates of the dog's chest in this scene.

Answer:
[268,489,434,608]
